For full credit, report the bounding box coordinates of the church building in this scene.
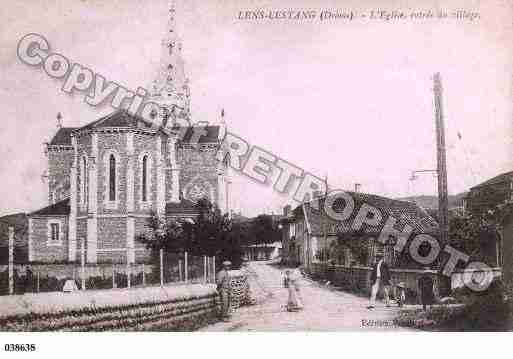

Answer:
[26,3,231,264]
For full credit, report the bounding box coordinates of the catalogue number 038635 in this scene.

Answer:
[4,344,36,352]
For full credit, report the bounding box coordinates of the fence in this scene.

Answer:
[0,251,217,296]
[0,224,221,296]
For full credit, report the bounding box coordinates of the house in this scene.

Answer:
[465,170,513,216]
[242,242,282,261]
[13,5,231,265]
[281,192,439,269]
[500,204,513,287]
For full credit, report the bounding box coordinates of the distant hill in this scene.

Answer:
[0,212,28,264]
[396,192,467,210]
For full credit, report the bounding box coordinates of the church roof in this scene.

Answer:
[29,199,70,216]
[76,110,156,132]
[178,125,220,143]
[46,112,222,147]
[49,127,77,146]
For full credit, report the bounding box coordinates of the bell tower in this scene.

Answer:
[150,0,191,126]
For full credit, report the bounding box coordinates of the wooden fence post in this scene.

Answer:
[178,259,182,282]
[142,263,146,286]
[8,226,14,295]
[160,249,164,287]
[112,264,116,288]
[127,264,131,289]
[184,251,188,283]
[80,239,85,291]
[206,256,210,283]
[126,249,131,289]
[212,256,216,283]
[203,255,207,283]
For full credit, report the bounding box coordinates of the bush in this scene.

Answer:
[456,280,512,331]
[397,280,513,331]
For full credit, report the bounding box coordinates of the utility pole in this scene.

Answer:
[434,72,449,244]
[8,226,14,295]
[323,175,329,269]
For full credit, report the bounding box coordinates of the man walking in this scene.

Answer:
[216,260,232,321]
[418,267,435,311]
[367,253,391,309]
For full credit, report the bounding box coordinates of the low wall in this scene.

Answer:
[0,284,219,331]
[308,263,451,302]
[451,268,502,289]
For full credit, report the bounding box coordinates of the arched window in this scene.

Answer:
[81,156,87,204]
[109,154,116,201]
[142,155,148,202]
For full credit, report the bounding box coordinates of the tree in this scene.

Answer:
[448,204,508,266]
[137,198,244,268]
[250,214,281,245]
[136,211,187,254]
[181,198,231,255]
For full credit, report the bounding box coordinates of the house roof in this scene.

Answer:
[49,127,77,146]
[298,191,439,237]
[471,171,513,190]
[29,199,71,216]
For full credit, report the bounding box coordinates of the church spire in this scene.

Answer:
[151,0,191,124]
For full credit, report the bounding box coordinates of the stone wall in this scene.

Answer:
[97,132,128,214]
[30,216,69,263]
[451,267,502,289]
[47,148,73,204]
[308,263,451,302]
[133,133,158,213]
[76,133,92,216]
[178,147,219,204]
[0,284,219,331]
[97,217,127,250]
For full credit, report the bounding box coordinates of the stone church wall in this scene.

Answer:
[97,133,128,215]
[30,216,69,263]
[47,149,73,204]
[133,133,158,213]
[97,217,127,251]
[178,147,219,204]
[76,218,87,261]
[76,134,92,217]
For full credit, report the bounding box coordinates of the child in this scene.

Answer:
[283,270,290,288]
[396,282,406,307]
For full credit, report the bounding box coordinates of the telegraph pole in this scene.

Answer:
[433,73,449,244]
[323,175,328,268]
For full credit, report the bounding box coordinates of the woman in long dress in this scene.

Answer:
[285,265,304,311]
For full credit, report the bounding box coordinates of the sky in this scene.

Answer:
[0,0,512,217]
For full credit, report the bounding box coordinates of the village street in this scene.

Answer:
[202,261,415,331]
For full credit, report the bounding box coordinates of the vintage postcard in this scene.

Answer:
[0,0,512,353]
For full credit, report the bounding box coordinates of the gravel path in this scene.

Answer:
[201,261,415,331]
